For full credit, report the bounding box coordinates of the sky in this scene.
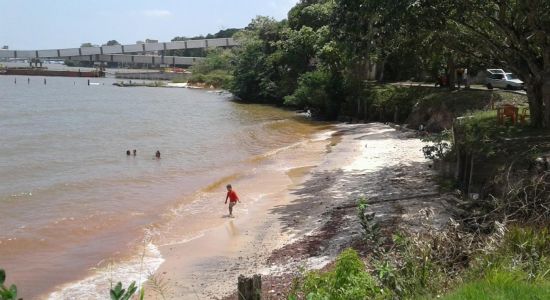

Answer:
[0,0,298,49]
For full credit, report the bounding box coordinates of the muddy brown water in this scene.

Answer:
[0,75,332,298]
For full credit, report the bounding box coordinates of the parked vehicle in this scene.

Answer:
[486,69,524,90]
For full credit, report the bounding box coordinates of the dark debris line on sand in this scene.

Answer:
[222,124,456,299]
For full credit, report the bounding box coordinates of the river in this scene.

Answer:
[0,75,329,298]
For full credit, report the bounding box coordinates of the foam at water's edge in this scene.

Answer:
[311,129,337,142]
[47,243,164,300]
[157,232,206,247]
[43,128,335,299]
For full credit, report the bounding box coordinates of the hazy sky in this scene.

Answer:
[0,0,297,49]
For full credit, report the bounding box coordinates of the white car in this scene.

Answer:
[486,69,524,90]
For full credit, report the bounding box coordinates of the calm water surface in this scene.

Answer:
[0,75,325,298]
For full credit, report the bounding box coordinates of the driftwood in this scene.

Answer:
[238,274,261,300]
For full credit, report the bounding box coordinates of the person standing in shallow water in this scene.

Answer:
[133,149,137,156]
[225,184,240,217]
[155,150,161,159]
[126,150,131,156]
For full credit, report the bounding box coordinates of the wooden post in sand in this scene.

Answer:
[238,274,261,300]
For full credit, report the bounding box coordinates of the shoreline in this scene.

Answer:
[42,122,452,300]
[151,123,453,299]
[41,115,335,299]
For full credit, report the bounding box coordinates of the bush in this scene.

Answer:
[290,249,379,300]
[468,226,550,282]
[109,281,141,300]
[0,269,19,300]
[357,198,383,249]
[421,130,453,160]
[365,85,426,122]
[188,70,233,89]
[284,69,336,118]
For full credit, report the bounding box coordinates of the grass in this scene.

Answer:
[438,271,550,300]
[436,226,550,299]
[290,223,550,300]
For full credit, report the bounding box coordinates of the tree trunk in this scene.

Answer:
[378,56,388,83]
[357,97,361,119]
[447,55,456,90]
[526,80,544,128]
[467,154,474,195]
[452,124,462,180]
[364,98,368,121]
[542,72,550,128]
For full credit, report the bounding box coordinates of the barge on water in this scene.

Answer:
[0,66,105,78]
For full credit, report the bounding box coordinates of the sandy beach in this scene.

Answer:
[148,123,455,299]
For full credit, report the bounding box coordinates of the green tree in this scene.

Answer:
[288,0,335,30]
[415,0,550,128]
[104,40,120,46]
[230,16,287,103]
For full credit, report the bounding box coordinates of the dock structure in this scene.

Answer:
[68,54,205,66]
[0,38,238,66]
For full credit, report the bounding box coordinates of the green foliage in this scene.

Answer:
[438,271,550,300]
[456,109,537,157]
[188,70,233,89]
[421,130,453,160]
[374,233,449,299]
[0,269,19,300]
[110,281,138,300]
[191,49,233,75]
[284,69,335,117]
[357,198,382,249]
[417,0,550,127]
[139,287,145,300]
[171,76,189,84]
[363,85,427,122]
[469,227,550,283]
[230,7,350,114]
[439,226,550,299]
[230,17,285,103]
[104,40,120,46]
[225,0,549,125]
[64,59,77,67]
[205,28,240,39]
[288,0,335,30]
[290,249,378,300]
[186,49,234,89]
[287,224,550,300]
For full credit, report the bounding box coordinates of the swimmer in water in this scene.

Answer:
[155,150,161,159]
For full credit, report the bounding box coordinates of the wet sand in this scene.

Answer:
[150,123,455,299]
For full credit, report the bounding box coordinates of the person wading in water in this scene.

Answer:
[224,184,240,217]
